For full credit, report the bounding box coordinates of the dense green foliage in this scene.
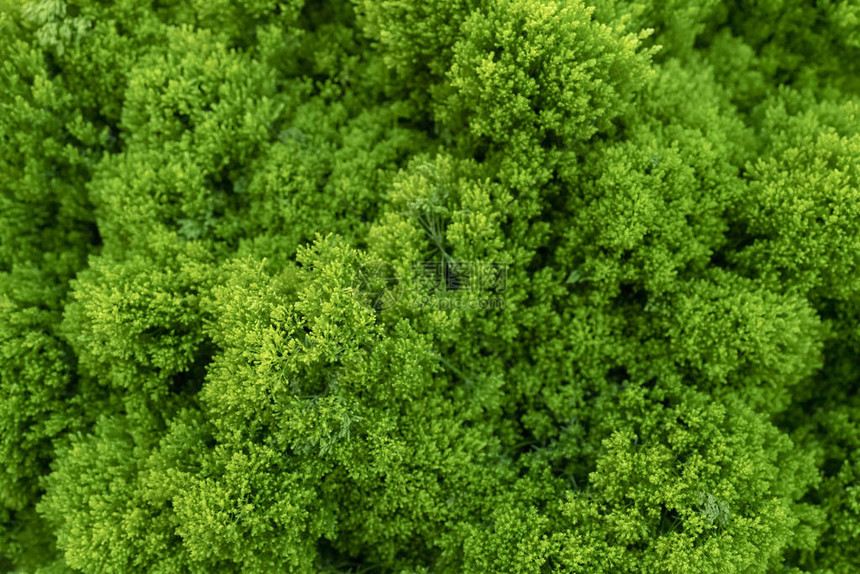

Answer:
[1,0,859,571]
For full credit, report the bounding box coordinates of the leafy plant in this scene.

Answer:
[1,0,859,572]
